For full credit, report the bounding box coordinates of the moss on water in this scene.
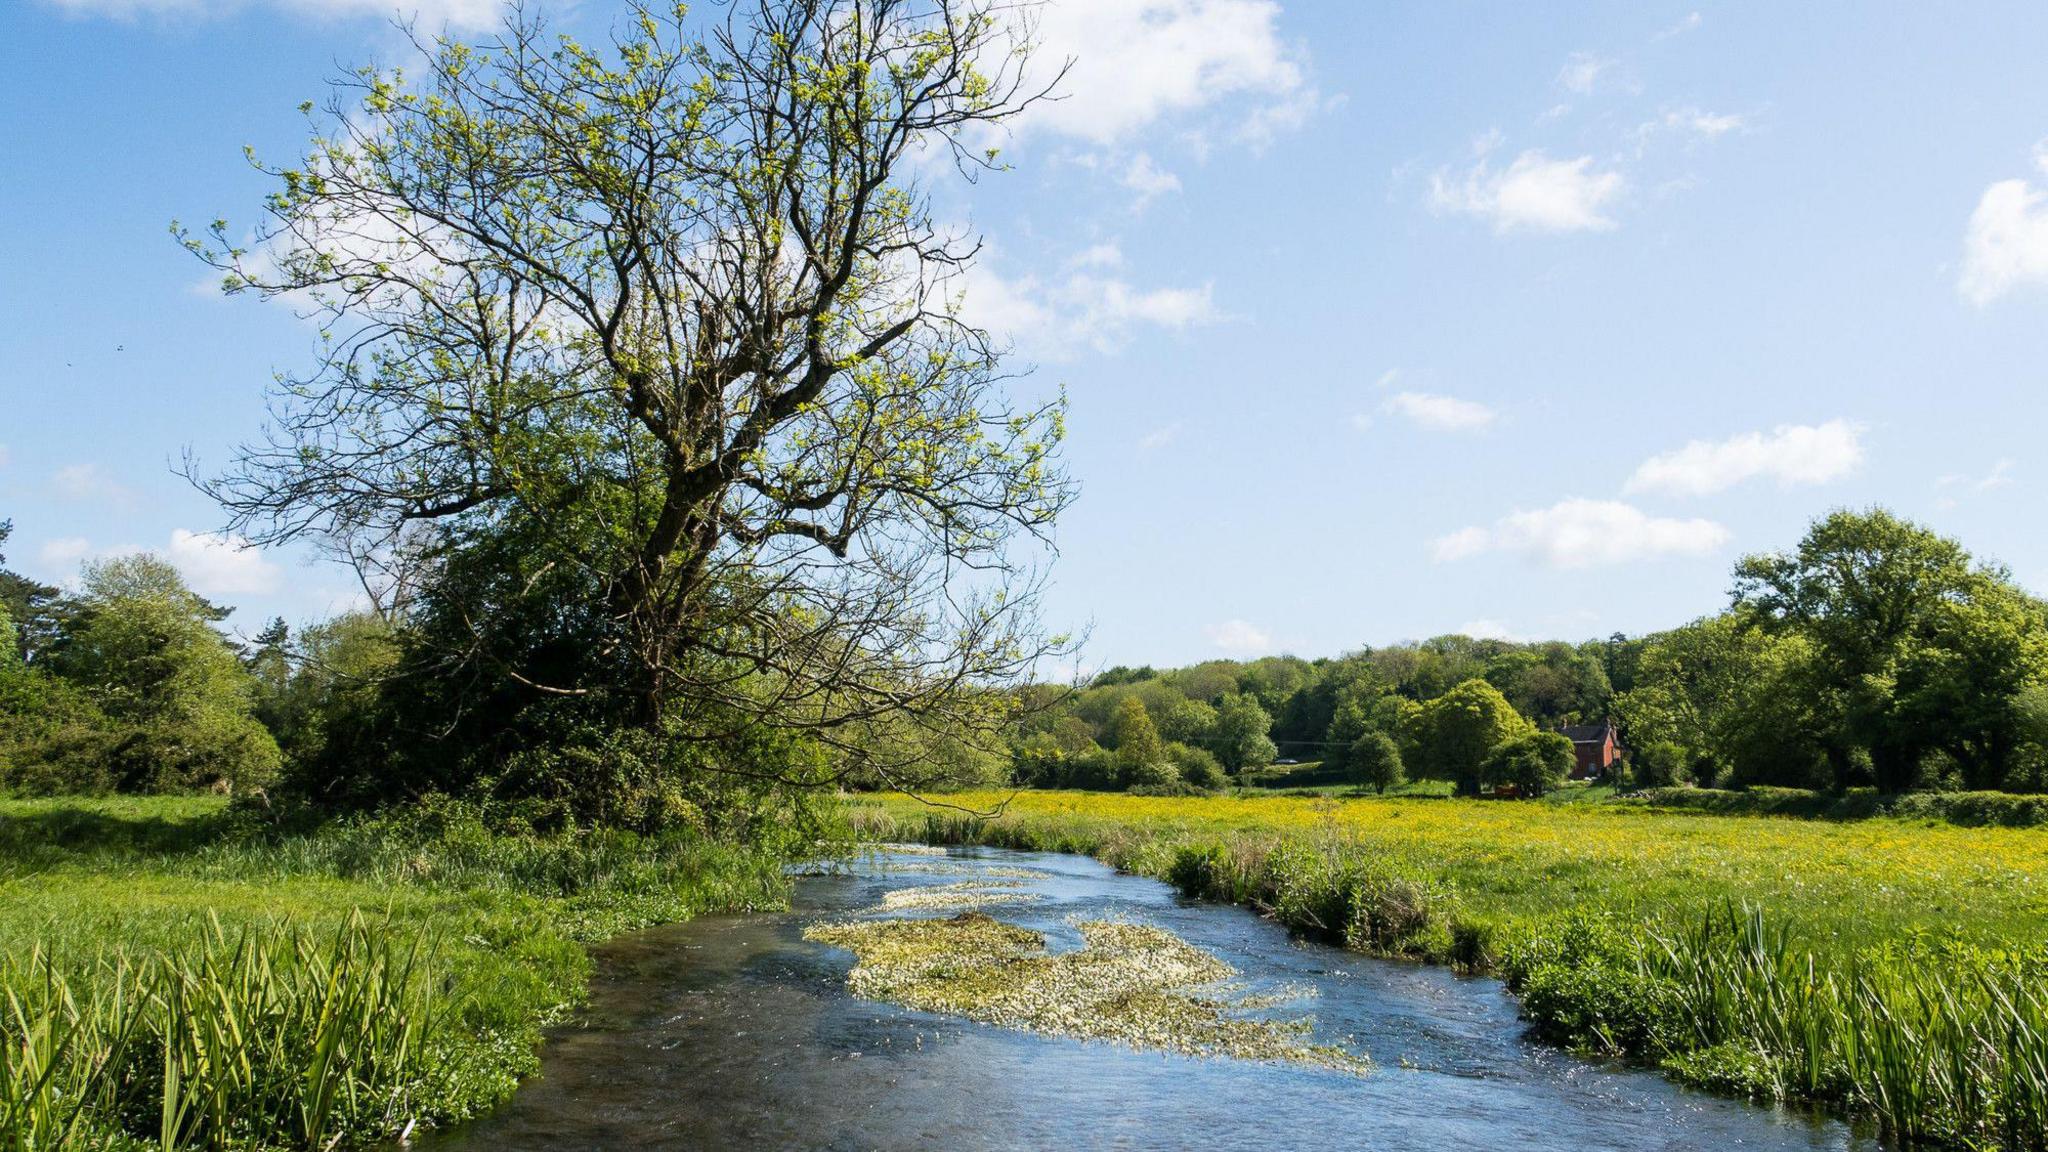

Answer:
[805,911,1367,1072]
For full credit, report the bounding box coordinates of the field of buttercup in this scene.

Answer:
[848,790,2048,1147]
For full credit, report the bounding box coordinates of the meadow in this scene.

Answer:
[848,789,2048,1148]
[0,796,789,1150]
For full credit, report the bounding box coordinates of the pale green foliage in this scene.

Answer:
[1212,693,1277,774]
[1112,696,1170,786]
[46,555,279,793]
[1411,678,1531,795]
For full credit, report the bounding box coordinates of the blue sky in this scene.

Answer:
[3,1,2047,670]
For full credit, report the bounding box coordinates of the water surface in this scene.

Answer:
[420,845,1876,1151]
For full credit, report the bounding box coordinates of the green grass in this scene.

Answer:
[0,795,791,1150]
[848,789,2048,1148]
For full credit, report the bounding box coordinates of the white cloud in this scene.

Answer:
[44,0,506,29]
[1456,618,1522,642]
[166,529,284,597]
[1067,242,1125,270]
[1373,369,1400,390]
[1939,458,2016,494]
[1137,422,1182,452]
[37,537,95,572]
[33,530,283,598]
[1556,52,1612,96]
[1432,499,1730,569]
[1642,107,1746,140]
[1625,420,1864,497]
[1204,618,1274,656]
[1431,150,1624,233]
[959,258,1220,355]
[1121,152,1182,209]
[1384,391,1496,432]
[50,463,134,506]
[1018,0,1314,146]
[1655,12,1703,40]
[1348,413,1374,432]
[1961,146,2048,304]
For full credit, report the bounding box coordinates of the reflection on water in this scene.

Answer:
[418,846,1876,1151]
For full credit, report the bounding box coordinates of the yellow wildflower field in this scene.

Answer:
[852,790,2048,953]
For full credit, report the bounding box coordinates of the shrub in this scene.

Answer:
[1634,741,1692,788]
[1482,731,1574,797]
[1166,742,1227,791]
[1347,731,1404,793]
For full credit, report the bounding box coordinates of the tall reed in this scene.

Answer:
[1,915,445,1151]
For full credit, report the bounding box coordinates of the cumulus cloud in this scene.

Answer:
[1383,391,1496,432]
[1019,0,1313,146]
[1204,618,1274,656]
[1431,150,1624,233]
[1432,499,1730,569]
[959,258,1220,355]
[1624,420,1864,497]
[44,0,506,28]
[167,529,284,597]
[30,530,282,598]
[1960,145,2048,305]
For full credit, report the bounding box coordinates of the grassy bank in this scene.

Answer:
[848,790,2048,1148]
[0,795,791,1150]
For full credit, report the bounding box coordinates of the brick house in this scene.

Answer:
[1560,719,1622,781]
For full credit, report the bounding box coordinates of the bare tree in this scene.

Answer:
[181,0,1074,792]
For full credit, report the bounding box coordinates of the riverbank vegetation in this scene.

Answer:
[849,789,2048,1147]
[0,794,788,1149]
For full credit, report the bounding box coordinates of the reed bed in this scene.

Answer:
[2,916,441,1151]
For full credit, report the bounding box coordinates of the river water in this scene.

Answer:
[419,845,1877,1151]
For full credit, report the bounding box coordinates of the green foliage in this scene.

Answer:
[1165,742,1226,792]
[1482,731,1574,796]
[1411,679,1532,795]
[1734,508,2048,793]
[0,795,792,1150]
[2,917,443,1151]
[1631,741,1692,788]
[2,555,277,798]
[186,0,1071,812]
[1347,731,1404,793]
[1212,693,1278,774]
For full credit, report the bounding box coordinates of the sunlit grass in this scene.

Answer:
[0,795,789,1149]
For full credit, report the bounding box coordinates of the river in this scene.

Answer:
[419,844,1877,1151]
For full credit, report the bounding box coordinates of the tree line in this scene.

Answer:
[1006,509,2048,799]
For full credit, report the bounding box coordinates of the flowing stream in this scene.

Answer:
[419,845,1878,1151]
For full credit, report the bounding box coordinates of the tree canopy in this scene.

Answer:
[183,0,1072,799]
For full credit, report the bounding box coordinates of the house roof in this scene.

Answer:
[1560,722,1612,745]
